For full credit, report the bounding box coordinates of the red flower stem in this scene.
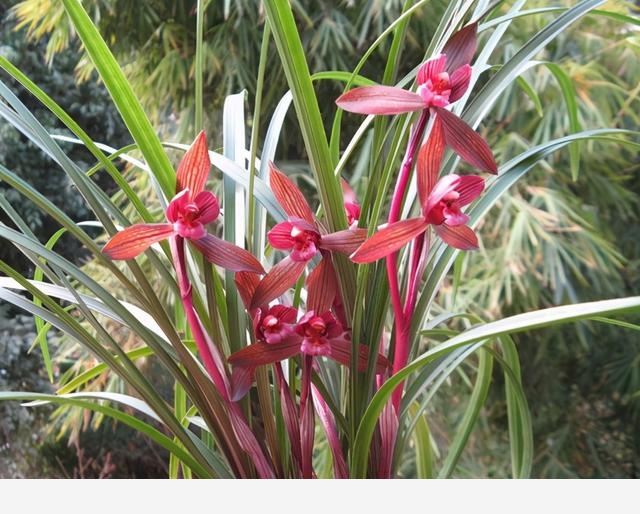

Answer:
[170,236,275,478]
[170,236,230,399]
[404,230,430,319]
[386,110,430,411]
[300,355,315,479]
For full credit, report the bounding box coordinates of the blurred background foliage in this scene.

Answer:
[0,0,638,477]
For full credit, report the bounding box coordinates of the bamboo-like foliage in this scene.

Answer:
[0,0,639,478]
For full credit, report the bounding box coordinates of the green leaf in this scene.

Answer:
[515,75,544,118]
[263,0,356,317]
[61,0,176,196]
[545,62,582,180]
[352,296,640,477]
[438,349,493,478]
[0,392,223,478]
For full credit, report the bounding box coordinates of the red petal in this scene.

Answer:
[442,22,478,73]
[434,107,498,174]
[193,191,220,224]
[267,221,295,250]
[449,64,472,103]
[176,130,211,195]
[192,234,264,273]
[227,339,301,368]
[230,366,255,401]
[435,223,479,250]
[417,116,445,208]
[235,271,261,309]
[341,178,357,204]
[102,223,174,260]
[250,257,306,309]
[330,339,390,374]
[306,257,337,314]
[165,189,190,223]
[320,228,367,254]
[417,54,447,86]
[336,85,426,115]
[350,218,427,263]
[456,175,485,206]
[269,163,315,224]
[269,305,299,324]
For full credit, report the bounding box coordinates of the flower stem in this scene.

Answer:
[386,110,430,411]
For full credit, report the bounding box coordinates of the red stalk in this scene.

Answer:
[170,236,275,478]
[386,110,430,411]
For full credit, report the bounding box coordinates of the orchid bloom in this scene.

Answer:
[341,178,361,227]
[228,309,389,374]
[248,163,366,309]
[102,131,263,274]
[232,269,388,372]
[351,117,485,263]
[336,23,498,175]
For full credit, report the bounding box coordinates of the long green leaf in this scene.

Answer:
[352,296,640,477]
[61,0,176,195]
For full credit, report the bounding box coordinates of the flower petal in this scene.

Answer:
[417,54,447,86]
[329,339,391,374]
[306,257,337,314]
[230,366,255,401]
[424,173,461,218]
[442,22,478,73]
[193,191,220,224]
[176,130,211,195]
[191,234,264,273]
[227,339,301,368]
[435,223,479,250]
[449,64,472,102]
[235,271,261,309]
[336,85,426,115]
[455,175,485,206]
[269,305,299,324]
[165,189,190,223]
[250,257,307,309]
[320,228,367,254]
[267,221,295,250]
[434,107,498,173]
[350,218,427,263]
[269,163,315,224]
[417,116,445,208]
[102,223,175,260]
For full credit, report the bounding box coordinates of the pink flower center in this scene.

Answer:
[426,190,463,225]
[299,316,331,356]
[418,71,452,108]
[290,226,321,262]
[172,202,206,239]
[260,314,289,344]
[345,202,361,226]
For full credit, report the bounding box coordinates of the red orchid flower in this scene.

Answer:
[249,163,366,309]
[341,178,361,227]
[228,309,389,374]
[351,117,485,263]
[335,23,498,175]
[102,131,263,274]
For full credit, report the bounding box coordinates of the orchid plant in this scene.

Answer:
[0,0,639,479]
